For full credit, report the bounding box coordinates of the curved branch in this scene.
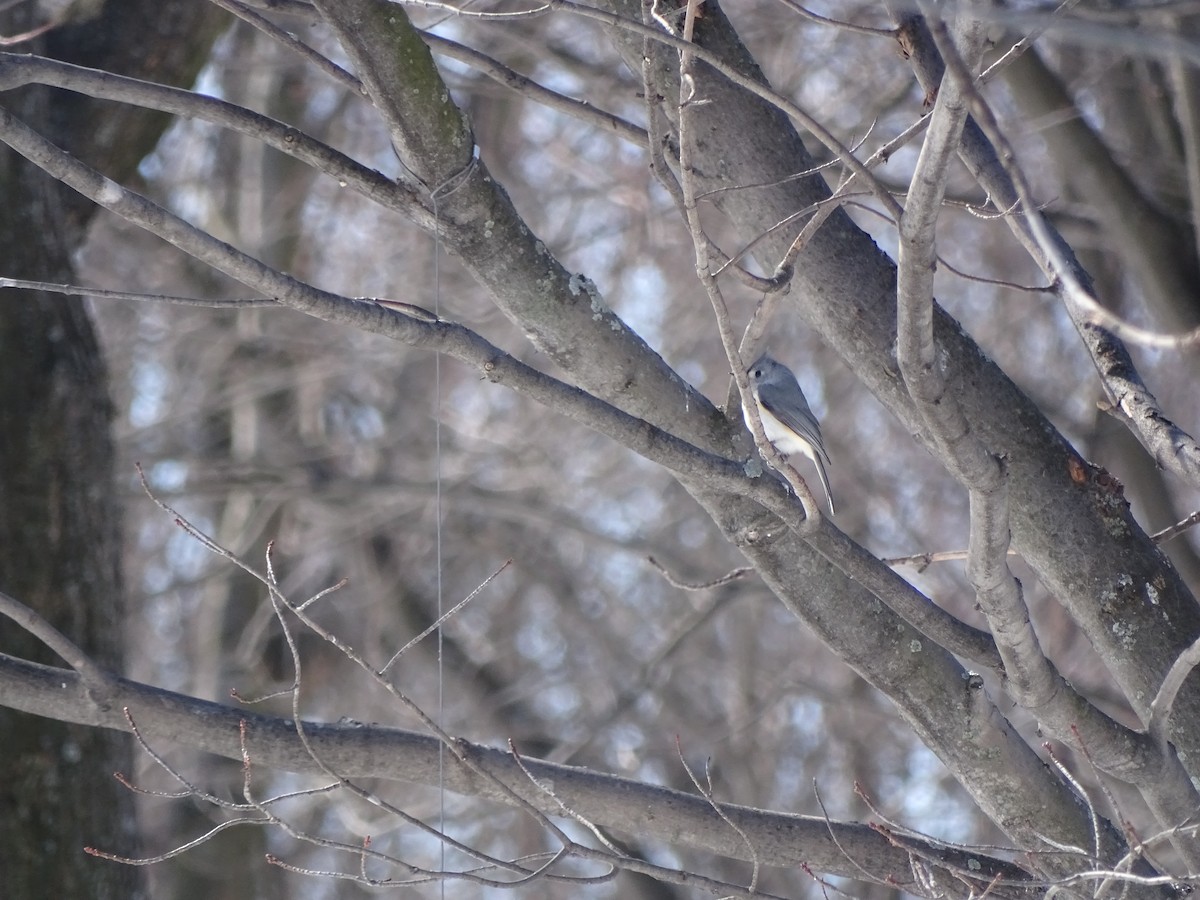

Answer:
[0,52,435,230]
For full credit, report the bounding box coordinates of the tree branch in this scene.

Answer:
[889,6,1200,782]
[0,653,1036,893]
[0,52,434,230]
[915,10,1200,868]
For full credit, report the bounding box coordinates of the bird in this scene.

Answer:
[744,354,836,515]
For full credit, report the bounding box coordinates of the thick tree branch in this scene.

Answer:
[902,11,1200,864]
[898,13,997,489]
[779,9,1200,788]
[314,0,474,192]
[0,652,1036,894]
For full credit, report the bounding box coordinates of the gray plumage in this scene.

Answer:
[745,354,836,515]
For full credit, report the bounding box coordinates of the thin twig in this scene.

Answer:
[508,740,625,858]
[645,556,751,590]
[135,477,599,886]
[1151,510,1200,544]
[881,547,1021,570]
[0,276,277,306]
[209,0,364,93]
[676,739,760,893]
[978,0,1083,84]
[380,559,511,673]
[422,31,645,145]
[815,780,894,887]
[771,0,896,37]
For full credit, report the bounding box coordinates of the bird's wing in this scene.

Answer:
[757,381,831,466]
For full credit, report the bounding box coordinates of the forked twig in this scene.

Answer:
[675,738,760,893]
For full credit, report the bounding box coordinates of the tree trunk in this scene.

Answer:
[0,3,225,896]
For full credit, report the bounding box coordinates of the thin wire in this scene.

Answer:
[430,189,445,893]
[429,154,474,892]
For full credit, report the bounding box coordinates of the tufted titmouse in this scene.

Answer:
[744,354,836,515]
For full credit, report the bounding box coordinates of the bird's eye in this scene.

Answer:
[752,368,761,378]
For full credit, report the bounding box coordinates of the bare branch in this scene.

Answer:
[1151,510,1200,545]
[676,738,761,894]
[771,0,896,37]
[915,10,1200,869]
[901,19,1200,487]
[0,277,277,307]
[1148,637,1200,753]
[645,557,751,590]
[978,0,1084,84]
[208,0,364,93]
[380,559,511,673]
[422,31,645,146]
[0,590,118,706]
[0,52,434,229]
[0,653,1035,890]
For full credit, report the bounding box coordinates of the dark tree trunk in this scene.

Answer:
[0,3,226,897]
